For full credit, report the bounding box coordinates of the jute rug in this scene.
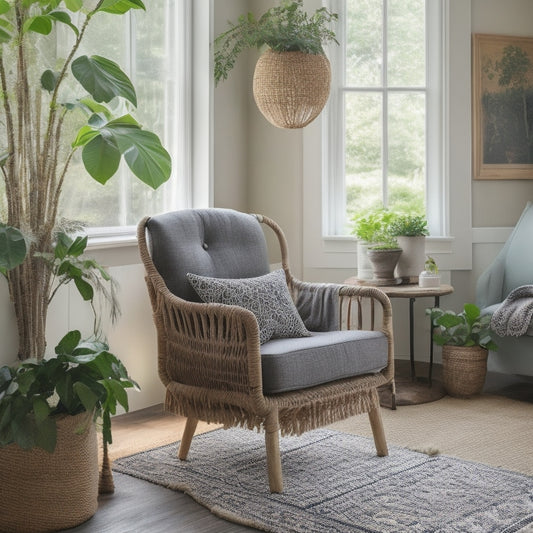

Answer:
[113,427,533,533]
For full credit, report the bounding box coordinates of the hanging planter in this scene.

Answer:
[214,1,338,129]
[253,50,331,129]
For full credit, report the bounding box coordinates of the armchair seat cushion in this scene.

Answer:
[260,330,388,394]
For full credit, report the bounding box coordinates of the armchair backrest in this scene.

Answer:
[502,201,533,296]
[145,209,270,302]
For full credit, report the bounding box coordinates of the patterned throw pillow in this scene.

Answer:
[186,269,310,344]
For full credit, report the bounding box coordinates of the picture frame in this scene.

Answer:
[472,33,533,180]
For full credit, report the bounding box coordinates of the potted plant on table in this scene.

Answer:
[389,214,429,283]
[0,0,170,530]
[351,208,396,281]
[427,303,498,398]
[351,208,401,284]
[214,0,338,129]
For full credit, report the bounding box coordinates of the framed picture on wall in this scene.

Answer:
[472,33,533,180]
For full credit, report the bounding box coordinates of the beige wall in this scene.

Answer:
[471,0,533,227]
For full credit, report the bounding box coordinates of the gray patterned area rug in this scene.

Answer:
[113,428,533,533]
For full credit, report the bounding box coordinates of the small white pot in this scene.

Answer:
[419,271,441,288]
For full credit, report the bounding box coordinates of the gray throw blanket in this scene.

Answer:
[490,284,533,337]
[295,283,340,332]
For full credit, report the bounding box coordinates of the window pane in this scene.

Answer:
[59,2,181,228]
[346,0,383,87]
[388,0,425,87]
[345,93,383,221]
[388,92,426,214]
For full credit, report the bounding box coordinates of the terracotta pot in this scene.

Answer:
[442,345,488,398]
[0,412,99,533]
[367,248,402,282]
[253,49,331,129]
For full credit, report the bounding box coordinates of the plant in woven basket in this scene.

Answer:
[214,0,338,129]
[0,329,138,453]
[426,303,498,350]
[0,0,171,363]
[427,304,498,399]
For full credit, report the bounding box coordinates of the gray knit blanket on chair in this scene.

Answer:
[490,285,533,337]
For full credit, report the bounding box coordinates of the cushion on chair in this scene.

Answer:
[187,269,310,344]
[146,209,270,302]
[260,330,388,393]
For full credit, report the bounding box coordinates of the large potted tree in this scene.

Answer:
[0,0,170,360]
[0,1,170,530]
[214,0,338,129]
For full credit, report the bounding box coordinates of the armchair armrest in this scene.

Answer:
[290,277,394,383]
[148,278,268,412]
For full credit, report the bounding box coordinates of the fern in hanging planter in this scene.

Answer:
[214,0,338,129]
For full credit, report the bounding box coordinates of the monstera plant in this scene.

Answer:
[0,0,171,361]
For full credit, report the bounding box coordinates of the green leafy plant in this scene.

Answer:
[424,256,439,274]
[350,208,399,248]
[0,330,138,452]
[214,0,338,85]
[426,303,498,350]
[37,231,120,334]
[389,214,429,237]
[0,0,171,360]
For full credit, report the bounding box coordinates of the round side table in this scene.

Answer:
[344,278,454,407]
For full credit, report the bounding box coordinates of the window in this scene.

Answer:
[59,1,192,230]
[327,0,443,236]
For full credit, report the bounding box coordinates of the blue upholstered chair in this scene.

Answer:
[476,201,533,376]
[137,208,394,492]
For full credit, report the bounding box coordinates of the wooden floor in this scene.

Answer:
[65,361,533,533]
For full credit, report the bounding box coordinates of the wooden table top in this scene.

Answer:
[344,277,454,299]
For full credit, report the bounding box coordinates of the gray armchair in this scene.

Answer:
[476,201,533,376]
[137,208,394,492]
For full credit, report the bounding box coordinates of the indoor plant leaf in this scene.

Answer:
[71,55,137,106]
[64,0,83,11]
[116,129,172,189]
[74,277,94,301]
[23,15,53,35]
[81,133,122,184]
[0,225,27,272]
[41,69,59,92]
[48,10,79,36]
[97,0,146,15]
[55,330,82,355]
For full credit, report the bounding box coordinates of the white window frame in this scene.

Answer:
[87,0,213,250]
[302,0,472,273]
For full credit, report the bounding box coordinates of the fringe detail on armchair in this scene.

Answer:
[165,388,266,432]
[278,388,379,436]
[165,384,380,437]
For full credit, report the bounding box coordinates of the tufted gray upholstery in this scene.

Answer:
[145,208,270,302]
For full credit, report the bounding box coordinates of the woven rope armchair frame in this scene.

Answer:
[137,212,395,493]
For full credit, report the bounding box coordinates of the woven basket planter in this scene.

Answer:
[0,412,99,533]
[442,345,488,398]
[253,49,331,129]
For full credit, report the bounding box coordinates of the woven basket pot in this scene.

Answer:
[253,49,331,129]
[0,411,98,533]
[442,345,488,398]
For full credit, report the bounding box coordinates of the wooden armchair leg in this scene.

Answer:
[368,406,388,457]
[265,410,283,493]
[178,417,198,460]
